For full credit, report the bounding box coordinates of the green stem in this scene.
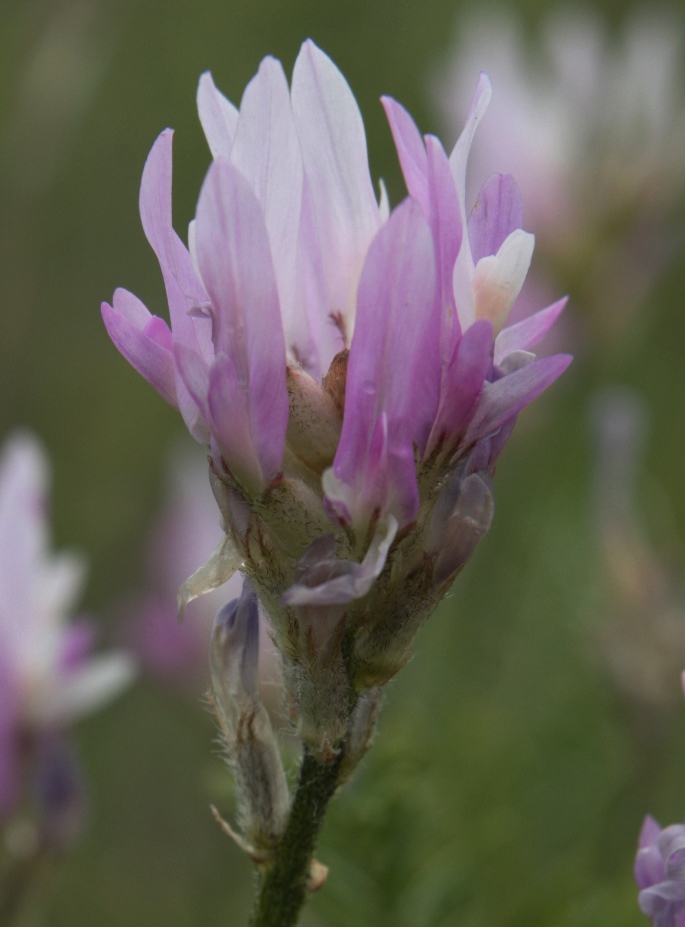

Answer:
[250,747,343,927]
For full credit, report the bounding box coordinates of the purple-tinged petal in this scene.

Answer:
[173,342,211,424]
[427,319,493,454]
[425,134,463,352]
[464,353,572,445]
[283,517,398,606]
[194,159,288,490]
[197,72,238,159]
[138,130,213,439]
[430,471,494,587]
[211,578,260,700]
[325,198,438,533]
[207,353,265,494]
[291,40,381,344]
[468,173,523,263]
[101,292,177,408]
[636,817,666,890]
[139,131,210,346]
[382,96,429,212]
[494,297,567,365]
[230,57,304,348]
[59,621,95,671]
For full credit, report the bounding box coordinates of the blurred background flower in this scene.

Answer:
[1,0,684,925]
[431,5,685,355]
[0,431,133,919]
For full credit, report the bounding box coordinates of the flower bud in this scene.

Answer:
[209,579,289,850]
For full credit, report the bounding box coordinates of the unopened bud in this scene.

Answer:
[430,469,494,589]
[210,580,289,849]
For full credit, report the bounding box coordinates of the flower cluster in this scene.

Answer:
[0,433,133,846]
[636,816,685,927]
[103,40,569,846]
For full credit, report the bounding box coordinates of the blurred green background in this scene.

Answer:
[1,0,685,924]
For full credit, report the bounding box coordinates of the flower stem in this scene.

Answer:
[250,747,343,927]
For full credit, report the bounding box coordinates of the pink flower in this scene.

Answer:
[103,41,569,750]
[0,433,133,816]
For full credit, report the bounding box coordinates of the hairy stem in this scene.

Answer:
[249,747,343,927]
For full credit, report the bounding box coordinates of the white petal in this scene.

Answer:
[32,653,135,724]
[473,229,534,332]
[197,72,238,159]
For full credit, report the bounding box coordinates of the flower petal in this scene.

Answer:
[465,353,572,444]
[102,291,177,407]
[230,57,303,345]
[468,173,523,263]
[382,96,429,211]
[197,71,238,159]
[473,228,535,332]
[32,652,135,725]
[138,129,213,439]
[194,158,288,490]
[325,198,438,533]
[494,296,567,364]
[283,516,398,605]
[291,40,381,344]
[427,319,493,454]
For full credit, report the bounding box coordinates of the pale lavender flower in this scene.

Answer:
[0,432,134,819]
[103,41,569,761]
[433,7,685,241]
[431,7,685,337]
[636,816,685,927]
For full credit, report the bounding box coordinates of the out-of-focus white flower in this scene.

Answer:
[432,7,685,340]
[0,432,133,815]
[433,6,685,239]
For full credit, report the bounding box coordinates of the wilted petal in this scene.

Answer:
[283,516,398,606]
[177,534,243,619]
[197,71,238,159]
